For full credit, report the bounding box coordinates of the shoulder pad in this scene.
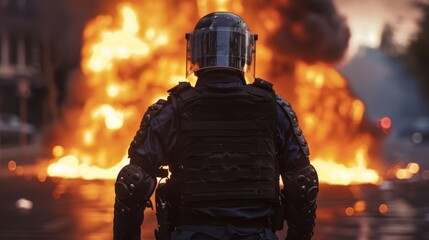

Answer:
[127,99,168,158]
[253,78,274,91]
[168,82,198,102]
[276,95,310,157]
[167,82,192,94]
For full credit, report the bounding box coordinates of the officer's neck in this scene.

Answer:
[195,70,246,87]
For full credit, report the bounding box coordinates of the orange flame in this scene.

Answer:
[289,62,380,185]
[47,2,381,185]
[47,4,175,180]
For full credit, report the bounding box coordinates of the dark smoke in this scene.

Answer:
[269,0,350,64]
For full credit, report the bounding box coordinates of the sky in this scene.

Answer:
[334,0,422,57]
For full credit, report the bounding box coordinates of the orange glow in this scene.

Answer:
[16,166,24,176]
[392,162,420,180]
[353,200,366,213]
[396,169,410,179]
[379,204,388,214]
[46,2,381,184]
[345,207,354,216]
[52,145,64,158]
[197,0,243,17]
[407,162,420,174]
[8,160,17,171]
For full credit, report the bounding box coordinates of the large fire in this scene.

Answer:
[47,1,381,185]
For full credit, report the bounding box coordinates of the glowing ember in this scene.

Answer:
[47,1,382,185]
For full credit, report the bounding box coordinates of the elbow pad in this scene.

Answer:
[114,164,156,240]
[282,164,318,240]
[115,164,156,210]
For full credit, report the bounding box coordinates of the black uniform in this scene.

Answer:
[114,71,318,240]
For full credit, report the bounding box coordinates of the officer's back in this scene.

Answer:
[113,12,318,240]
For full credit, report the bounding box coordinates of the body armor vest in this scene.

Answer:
[169,81,278,205]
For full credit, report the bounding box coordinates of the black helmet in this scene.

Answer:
[186,12,258,78]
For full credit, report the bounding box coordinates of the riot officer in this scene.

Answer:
[113,12,318,240]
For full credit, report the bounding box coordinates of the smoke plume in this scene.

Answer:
[269,0,350,64]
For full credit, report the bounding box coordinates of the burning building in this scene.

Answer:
[45,0,382,186]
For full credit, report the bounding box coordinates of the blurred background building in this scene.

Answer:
[0,0,46,147]
[0,0,44,126]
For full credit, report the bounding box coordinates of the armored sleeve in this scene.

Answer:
[114,99,175,240]
[128,99,176,175]
[276,95,319,240]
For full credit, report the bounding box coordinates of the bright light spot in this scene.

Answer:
[396,169,411,180]
[8,160,17,171]
[412,132,423,144]
[47,155,80,178]
[313,158,380,185]
[345,207,354,216]
[305,70,315,80]
[52,145,64,157]
[354,201,366,213]
[154,34,169,46]
[48,153,128,180]
[88,58,105,73]
[16,198,33,210]
[351,100,364,124]
[101,47,112,57]
[105,115,124,130]
[85,6,152,73]
[393,162,420,180]
[407,162,420,174]
[314,74,324,88]
[366,32,379,47]
[380,117,392,130]
[92,104,124,130]
[122,6,139,34]
[107,85,120,97]
[145,28,155,39]
[118,45,129,58]
[83,130,94,146]
[379,204,388,214]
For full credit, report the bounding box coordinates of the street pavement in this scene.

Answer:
[1,173,429,240]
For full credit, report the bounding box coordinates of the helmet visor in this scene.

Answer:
[186,27,256,78]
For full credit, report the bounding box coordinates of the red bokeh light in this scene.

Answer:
[380,117,392,130]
